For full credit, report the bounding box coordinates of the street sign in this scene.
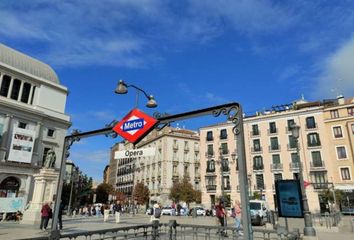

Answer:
[115,147,156,159]
[113,108,158,144]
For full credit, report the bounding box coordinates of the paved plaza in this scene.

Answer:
[0,214,353,239]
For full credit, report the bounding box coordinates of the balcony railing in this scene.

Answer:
[289,162,300,171]
[223,185,231,191]
[206,168,216,173]
[269,145,281,152]
[220,149,229,155]
[287,143,297,150]
[251,147,263,153]
[206,185,217,191]
[271,163,283,171]
[253,164,264,171]
[205,152,214,158]
[310,161,325,170]
[312,182,328,190]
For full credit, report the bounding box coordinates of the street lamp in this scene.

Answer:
[67,166,79,216]
[115,80,157,108]
[290,124,316,237]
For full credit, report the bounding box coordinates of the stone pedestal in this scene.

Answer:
[21,168,59,225]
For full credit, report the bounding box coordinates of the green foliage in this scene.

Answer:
[320,189,345,203]
[96,183,114,203]
[169,178,199,206]
[251,191,261,200]
[133,182,150,205]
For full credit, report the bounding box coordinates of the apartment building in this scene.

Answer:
[200,96,354,212]
[109,126,200,206]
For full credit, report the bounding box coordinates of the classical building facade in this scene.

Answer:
[200,96,354,212]
[110,126,200,206]
[0,44,71,210]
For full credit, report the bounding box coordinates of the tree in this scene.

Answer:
[169,178,199,207]
[133,182,150,205]
[95,183,114,203]
[114,191,127,202]
[320,189,344,204]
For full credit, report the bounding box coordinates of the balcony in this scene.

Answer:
[253,164,264,171]
[206,185,217,192]
[267,128,278,135]
[251,147,263,154]
[269,145,281,152]
[271,163,283,171]
[289,162,300,171]
[254,185,266,191]
[205,151,214,158]
[310,161,326,171]
[251,131,260,137]
[206,168,216,174]
[222,166,230,172]
[220,149,229,155]
[287,144,297,151]
[312,182,328,190]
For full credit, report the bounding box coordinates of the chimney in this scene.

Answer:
[337,95,345,105]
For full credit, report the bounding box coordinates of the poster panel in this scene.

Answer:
[0,197,25,213]
[8,127,36,163]
[275,180,304,218]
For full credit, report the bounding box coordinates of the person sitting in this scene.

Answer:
[15,211,23,222]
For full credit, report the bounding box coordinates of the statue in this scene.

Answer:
[43,149,56,169]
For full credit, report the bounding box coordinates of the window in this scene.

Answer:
[307,133,321,147]
[340,168,351,180]
[30,86,36,104]
[336,146,347,159]
[306,116,316,129]
[256,174,264,189]
[47,129,55,137]
[270,137,279,150]
[253,156,263,170]
[206,176,216,185]
[220,129,227,139]
[206,131,213,141]
[291,153,299,163]
[288,135,297,148]
[220,143,228,154]
[18,122,27,129]
[223,176,230,189]
[272,154,281,164]
[222,159,229,172]
[10,79,21,100]
[274,173,283,182]
[20,82,31,103]
[311,171,327,189]
[311,151,323,167]
[287,119,295,131]
[253,139,261,151]
[252,124,259,136]
[333,126,343,138]
[330,110,339,119]
[206,160,215,172]
[269,122,277,134]
[348,107,354,116]
[207,144,214,156]
[0,75,11,97]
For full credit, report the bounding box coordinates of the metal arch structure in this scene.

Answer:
[50,102,252,240]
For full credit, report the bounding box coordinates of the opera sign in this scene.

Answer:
[114,147,156,159]
[113,108,158,144]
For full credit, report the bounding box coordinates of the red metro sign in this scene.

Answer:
[112,108,158,144]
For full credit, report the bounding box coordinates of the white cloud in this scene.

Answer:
[70,149,109,164]
[314,35,354,98]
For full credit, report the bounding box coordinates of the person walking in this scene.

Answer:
[215,201,228,237]
[103,205,110,222]
[232,200,243,236]
[40,203,51,231]
[114,201,122,223]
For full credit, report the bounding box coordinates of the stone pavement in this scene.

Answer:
[0,214,353,239]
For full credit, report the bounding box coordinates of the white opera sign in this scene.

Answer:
[0,197,25,213]
[8,127,35,163]
[115,147,156,159]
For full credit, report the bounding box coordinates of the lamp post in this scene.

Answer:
[115,80,157,108]
[67,166,79,216]
[290,124,316,237]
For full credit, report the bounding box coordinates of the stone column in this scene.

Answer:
[0,114,13,161]
[31,122,44,167]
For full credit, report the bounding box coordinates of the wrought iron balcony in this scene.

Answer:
[254,185,266,191]
[271,163,283,171]
[223,185,231,191]
[269,145,281,152]
[251,146,263,153]
[206,185,217,191]
[312,182,328,190]
[287,143,297,150]
[289,162,300,171]
[205,152,214,158]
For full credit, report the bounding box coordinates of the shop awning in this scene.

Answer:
[334,184,354,191]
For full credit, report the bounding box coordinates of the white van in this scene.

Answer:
[249,200,269,225]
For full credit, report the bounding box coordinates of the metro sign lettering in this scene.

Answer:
[113,108,158,144]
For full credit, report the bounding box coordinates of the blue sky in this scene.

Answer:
[1,0,354,182]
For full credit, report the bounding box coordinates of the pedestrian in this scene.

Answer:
[40,203,51,231]
[114,201,122,223]
[58,201,64,230]
[215,201,228,237]
[150,203,161,222]
[232,200,243,236]
[103,205,110,222]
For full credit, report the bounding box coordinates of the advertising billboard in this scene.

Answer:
[8,127,36,163]
[275,180,304,218]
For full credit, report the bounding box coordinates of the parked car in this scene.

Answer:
[161,207,176,216]
[180,207,189,216]
[249,200,269,226]
[189,207,206,216]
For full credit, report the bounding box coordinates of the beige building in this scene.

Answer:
[200,96,354,212]
[109,127,200,206]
